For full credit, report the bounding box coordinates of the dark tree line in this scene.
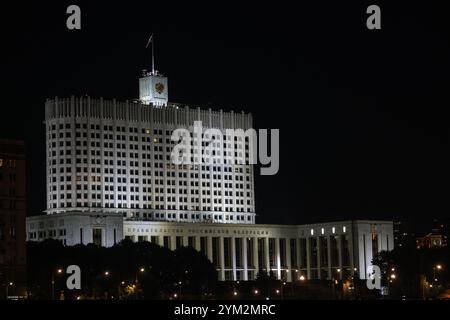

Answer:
[372,246,449,299]
[27,239,217,300]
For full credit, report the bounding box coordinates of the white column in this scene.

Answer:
[306,237,311,279]
[170,236,176,250]
[264,237,270,274]
[194,236,201,252]
[317,237,321,280]
[243,238,248,281]
[275,238,281,280]
[231,237,237,281]
[253,238,259,280]
[183,235,189,248]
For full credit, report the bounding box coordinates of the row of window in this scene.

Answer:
[50,124,251,141]
[50,201,253,212]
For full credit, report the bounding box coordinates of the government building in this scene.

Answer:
[26,69,394,282]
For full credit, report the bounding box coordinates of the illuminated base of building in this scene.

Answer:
[26,214,393,282]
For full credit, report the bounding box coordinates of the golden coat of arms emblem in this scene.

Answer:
[155,82,165,94]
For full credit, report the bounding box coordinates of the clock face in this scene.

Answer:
[155,82,165,94]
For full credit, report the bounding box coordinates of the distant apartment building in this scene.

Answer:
[0,139,26,298]
[416,219,448,249]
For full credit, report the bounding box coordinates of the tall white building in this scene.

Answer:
[27,70,394,282]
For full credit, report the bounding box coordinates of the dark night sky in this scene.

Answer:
[1,1,450,228]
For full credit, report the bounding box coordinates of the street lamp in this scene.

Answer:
[135,267,145,299]
[176,281,183,297]
[52,268,64,300]
[5,282,14,299]
[135,267,145,283]
[299,275,305,281]
[103,271,112,299]
[433,264,443,282]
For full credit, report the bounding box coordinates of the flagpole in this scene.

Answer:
[152,34,155,74]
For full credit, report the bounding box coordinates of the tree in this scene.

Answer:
[26,240,217,300]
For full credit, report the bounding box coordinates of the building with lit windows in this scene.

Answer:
[26,70,394,281]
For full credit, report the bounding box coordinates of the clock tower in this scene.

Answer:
[139,70,168,107]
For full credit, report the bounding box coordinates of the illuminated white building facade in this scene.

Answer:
[122,220,393,281]
[26,71,394,281]
[41,96,255,224]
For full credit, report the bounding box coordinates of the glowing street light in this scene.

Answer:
[52,268,64,300]
[433,264,443,280]
[233,291,238,296]
[299,275,305,281]
[104,271,110,276]
[135,267,146,299]
[390,274,396,280]
[253,289,259,295]
[275,289,280,295]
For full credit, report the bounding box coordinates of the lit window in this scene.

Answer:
[332,227,336,234]
[321,228,325,235]
[0,158,3,167]
[310,229,314,236]
[343,226,346,233]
